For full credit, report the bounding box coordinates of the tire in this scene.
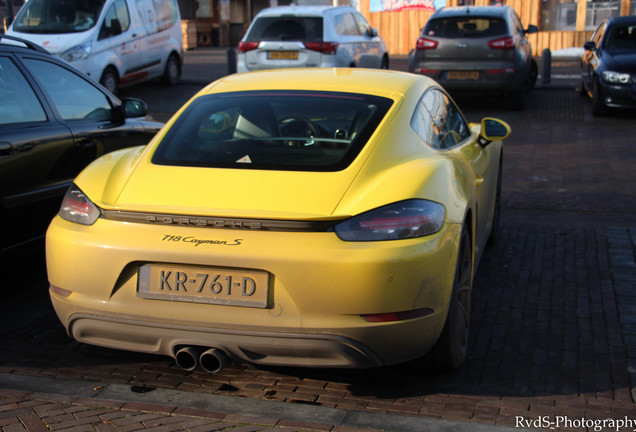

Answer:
[527,59,538,90]
[488,158,502,245]
[380,55,389,70]
[162,54,181,86]
[591,78,607,117]
[99,67,118,95]
[427,226,472,371]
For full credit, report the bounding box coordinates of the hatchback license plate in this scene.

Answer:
[137,264,269,308]
[268,51,299,60]
[448,71,479,80]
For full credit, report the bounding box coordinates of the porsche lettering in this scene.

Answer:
[147,215,263,229]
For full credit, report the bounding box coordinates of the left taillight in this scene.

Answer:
[488,36,515,50]
[59,184,100,226]
[238,41,259,52]
[304,42,339,54]
[334,199,445,242]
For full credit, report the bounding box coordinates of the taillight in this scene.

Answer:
[59,184,100,226]
[304,42,339,54]
[488,36,515,50]
[414,67,439,74]
[334,200,445,242]
[416,37,438,50]
[238,41,259,52]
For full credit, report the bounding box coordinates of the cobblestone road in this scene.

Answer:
[1,61,635,432]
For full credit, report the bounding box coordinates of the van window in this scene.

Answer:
[13,0,106,33]
[99,0,130,40]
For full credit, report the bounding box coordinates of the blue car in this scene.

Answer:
[581,16,636,116]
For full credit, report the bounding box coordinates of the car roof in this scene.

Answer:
[203,68,432,99]
[605,16,636,26]
[431,5,511,20]
[0,33,51,55]
[254,5,356,18]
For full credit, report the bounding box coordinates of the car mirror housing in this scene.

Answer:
[525,24,538,35]
[478,117,511,147]
[583,41,596,51]
[121,98,149,118]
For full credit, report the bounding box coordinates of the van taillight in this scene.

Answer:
[416,37,438,50]
[488,36,515,50]
[238,41,259,52]
[304,42,339,54]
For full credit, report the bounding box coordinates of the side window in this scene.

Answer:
[411,88,470,150]
[23,59,113,121]
[334,13,358,36]
[592,22,606,46]
[353,13,371,36]
[511,11,523,35]
[99,0,130,40]
[0,57,47,125]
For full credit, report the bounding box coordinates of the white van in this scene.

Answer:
[7,0,183,93]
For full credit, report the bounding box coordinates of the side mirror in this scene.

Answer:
[525,24,538,35]
[121,98,148,118]
[369,27,378,38]
[478,118,510,147]
[583,41,596,51]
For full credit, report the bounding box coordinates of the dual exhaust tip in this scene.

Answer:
[175,346,230,373]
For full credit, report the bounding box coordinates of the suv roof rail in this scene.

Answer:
[0,33,50,54]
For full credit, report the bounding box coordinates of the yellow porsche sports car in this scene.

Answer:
[46,68,510,373]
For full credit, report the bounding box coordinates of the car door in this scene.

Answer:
[413,87,495,256]
[22,56,153,159]
[583,21,606,91]
[97,0,142,83]
[352,12,382,68]
[0,54,75,256]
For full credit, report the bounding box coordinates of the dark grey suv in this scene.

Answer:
[408,6,538,109]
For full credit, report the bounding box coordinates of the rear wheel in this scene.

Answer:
[427,226,472,370]
[162,54,181,86]
[380,55,389,70]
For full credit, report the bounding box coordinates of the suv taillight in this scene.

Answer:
[488,36,515,50]
[304,42,338,54]
[238,41,259,52]
[416,37,438,50]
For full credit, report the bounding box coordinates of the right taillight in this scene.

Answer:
[416,37,438,50]
[488,36,515,50]
[238,41,259,52]
[304,42,339,54]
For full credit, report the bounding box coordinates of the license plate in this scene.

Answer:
[448,71,479,80]
[267,51,299,60]
[137,264,269,308]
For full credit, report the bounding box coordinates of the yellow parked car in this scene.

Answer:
[46,68,510,372]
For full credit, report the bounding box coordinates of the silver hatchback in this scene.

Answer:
[408,6,537,109]
[237,5,389,73]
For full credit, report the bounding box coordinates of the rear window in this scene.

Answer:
[152,91,393,172]
[246,17,323,42]
[424,17,508,38]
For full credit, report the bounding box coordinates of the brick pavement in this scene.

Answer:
[1,58,636,432]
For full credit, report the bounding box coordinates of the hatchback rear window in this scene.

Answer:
[424,17,508,38]
[152,91,393,172]
[246,17,323,42]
